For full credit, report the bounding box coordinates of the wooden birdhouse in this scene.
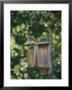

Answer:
[26,36,52,75]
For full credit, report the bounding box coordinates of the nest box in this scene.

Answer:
[26,36,52,75]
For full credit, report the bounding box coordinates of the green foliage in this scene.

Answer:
[11,11,61,79]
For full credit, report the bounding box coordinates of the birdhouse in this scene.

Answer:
[26,36,52,75]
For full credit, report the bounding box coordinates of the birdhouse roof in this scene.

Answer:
[36,42,50,45]
[24,41,50,46]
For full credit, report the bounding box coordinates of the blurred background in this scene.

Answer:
[11,11,61,79]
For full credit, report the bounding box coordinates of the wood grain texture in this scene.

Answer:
[37,44,48,68]
[28,46,35,67]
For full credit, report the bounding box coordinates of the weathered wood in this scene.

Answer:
[28,46,36,67]
[37,44,51,74]
[37,44,48,68]
[48,43,52,74]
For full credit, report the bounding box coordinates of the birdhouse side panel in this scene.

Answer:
[48,43,52,73]
[28,47,35,67]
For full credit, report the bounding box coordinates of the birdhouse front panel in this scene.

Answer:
[37,43,52,74]
[37,44,49,68]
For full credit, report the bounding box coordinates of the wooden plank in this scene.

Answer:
[37,44,49,68]
[28,46,35,67]
[37,43,52,75]
[47,42,52,74]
